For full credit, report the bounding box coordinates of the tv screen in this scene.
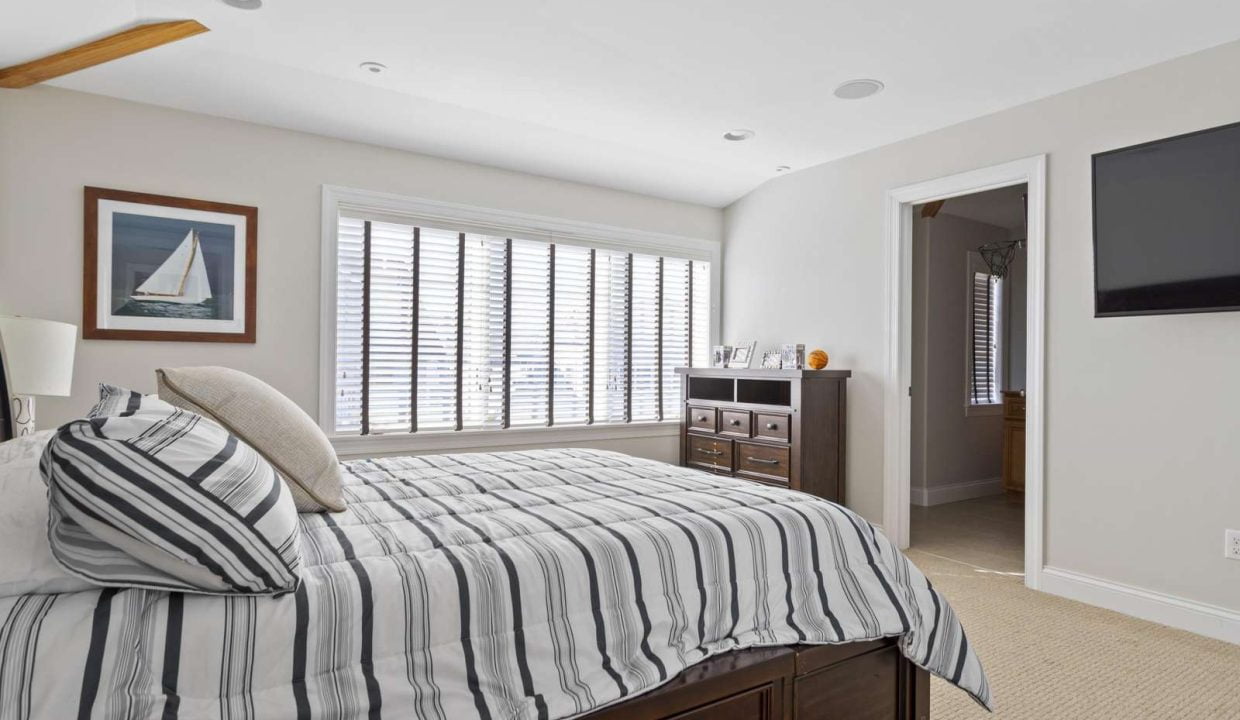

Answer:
[1092,120,1240,317]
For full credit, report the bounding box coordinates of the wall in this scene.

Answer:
[1005,227,1028,390]
[910,213,1007,505]
[724,39,1240,611]
[0,87,721,463]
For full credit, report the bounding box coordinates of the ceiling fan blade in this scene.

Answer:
[0,20,208,89]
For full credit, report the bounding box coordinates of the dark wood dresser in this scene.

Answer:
[676,368,850,505]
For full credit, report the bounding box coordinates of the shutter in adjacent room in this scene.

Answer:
[970,270,1000,404]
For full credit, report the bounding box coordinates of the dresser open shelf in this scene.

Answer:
[676,367,850,505]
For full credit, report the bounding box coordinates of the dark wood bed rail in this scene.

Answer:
[585,638,929,720]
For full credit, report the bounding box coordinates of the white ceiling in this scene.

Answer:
[939,185,1028,233]
[6,1,1240,207]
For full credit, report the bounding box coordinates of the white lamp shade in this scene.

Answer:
[0,316,77,397]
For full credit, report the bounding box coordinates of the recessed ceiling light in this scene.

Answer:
[221,0,263,9]
[723,129,755,142]
[834,79,885,100]
[359,61,387,75]
[775,165,791,173]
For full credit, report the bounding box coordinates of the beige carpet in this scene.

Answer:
[912,549,1240,719]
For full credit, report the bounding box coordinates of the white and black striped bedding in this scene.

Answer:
[0,448,990,718]
[43,404,302,596]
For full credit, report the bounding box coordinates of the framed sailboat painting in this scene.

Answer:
[83,187,257,342]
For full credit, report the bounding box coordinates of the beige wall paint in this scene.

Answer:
[0,87,720,464]
[910,213,1007,499]
[1005,227,1028,390]
[724,39,1240,610]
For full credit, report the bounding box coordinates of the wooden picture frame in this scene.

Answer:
[83,187,257,343]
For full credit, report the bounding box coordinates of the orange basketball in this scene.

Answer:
[807,349,829,370]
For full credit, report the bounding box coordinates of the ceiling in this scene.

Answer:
[6,1,1240,207]
[939,185,1028,233]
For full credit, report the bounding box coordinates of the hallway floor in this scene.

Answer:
[909,492,1024,574]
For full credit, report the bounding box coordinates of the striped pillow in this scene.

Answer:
[86,383,171,418]
[41,404,302,596]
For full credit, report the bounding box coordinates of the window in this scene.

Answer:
[967,252,1003,408]
[325,191,715,438]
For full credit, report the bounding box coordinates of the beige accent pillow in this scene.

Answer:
[156,367,345,512]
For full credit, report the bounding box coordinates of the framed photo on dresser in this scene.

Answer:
[83,187,257,343]
[727,341,756,368]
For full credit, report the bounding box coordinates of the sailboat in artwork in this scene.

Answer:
[132,229,212,305]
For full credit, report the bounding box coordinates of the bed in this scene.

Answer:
[1,447,988,719]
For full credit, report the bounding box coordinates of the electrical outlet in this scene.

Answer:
[1226,530,1240,561]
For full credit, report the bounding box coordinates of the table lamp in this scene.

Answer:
[0,316,77,438]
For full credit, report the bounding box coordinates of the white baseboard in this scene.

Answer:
[1040,566,1240,645]
[910,477,1003,506]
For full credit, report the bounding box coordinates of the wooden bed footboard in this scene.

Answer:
[585,638,929,720]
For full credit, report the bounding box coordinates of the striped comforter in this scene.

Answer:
[0,448,990,718]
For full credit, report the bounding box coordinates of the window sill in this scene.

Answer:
[330,421,682,459]
[965,403,1003,417]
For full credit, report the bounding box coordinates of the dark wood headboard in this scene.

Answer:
[0,355,11,442]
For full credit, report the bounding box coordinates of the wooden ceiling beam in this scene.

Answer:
[0,20,208,89]
[920,200,947,219]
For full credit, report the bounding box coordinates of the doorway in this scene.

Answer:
[882,156,1046,590]
[909,185,1027,574]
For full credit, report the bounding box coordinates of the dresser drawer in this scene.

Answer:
[720,409,751,437]
[687,435,733,472]
[1003,394,1025,421]
[687,406,718,433]
[753,412,790,442]
[735,441,790,481]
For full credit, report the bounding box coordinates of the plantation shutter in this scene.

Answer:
[552,245,593,424]
[660,258,691,419]
[334,218,366,434]
[417,228,461,431]
[509,238,551,427]
[630,254,662,422]
[691,261,711,368]
[334,214,712,435]
[366,221,418,433]
[460,234,507,430]
[593,250,630,424]
[970,270,1001,405]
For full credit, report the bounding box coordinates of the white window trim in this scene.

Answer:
[332,422,680,460]
[318,184,722,452]
[964,251,1003,416]
[966,403,1003,417]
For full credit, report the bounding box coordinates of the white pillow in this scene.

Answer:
[0,431,94,596]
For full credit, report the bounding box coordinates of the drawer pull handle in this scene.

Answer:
[747,457,780,465]
[697,449,723,456]
[765,422,777,430]
[729,419,741,426]
[696,415,709,422]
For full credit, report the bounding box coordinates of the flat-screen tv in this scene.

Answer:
[1092,120,1240,317]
